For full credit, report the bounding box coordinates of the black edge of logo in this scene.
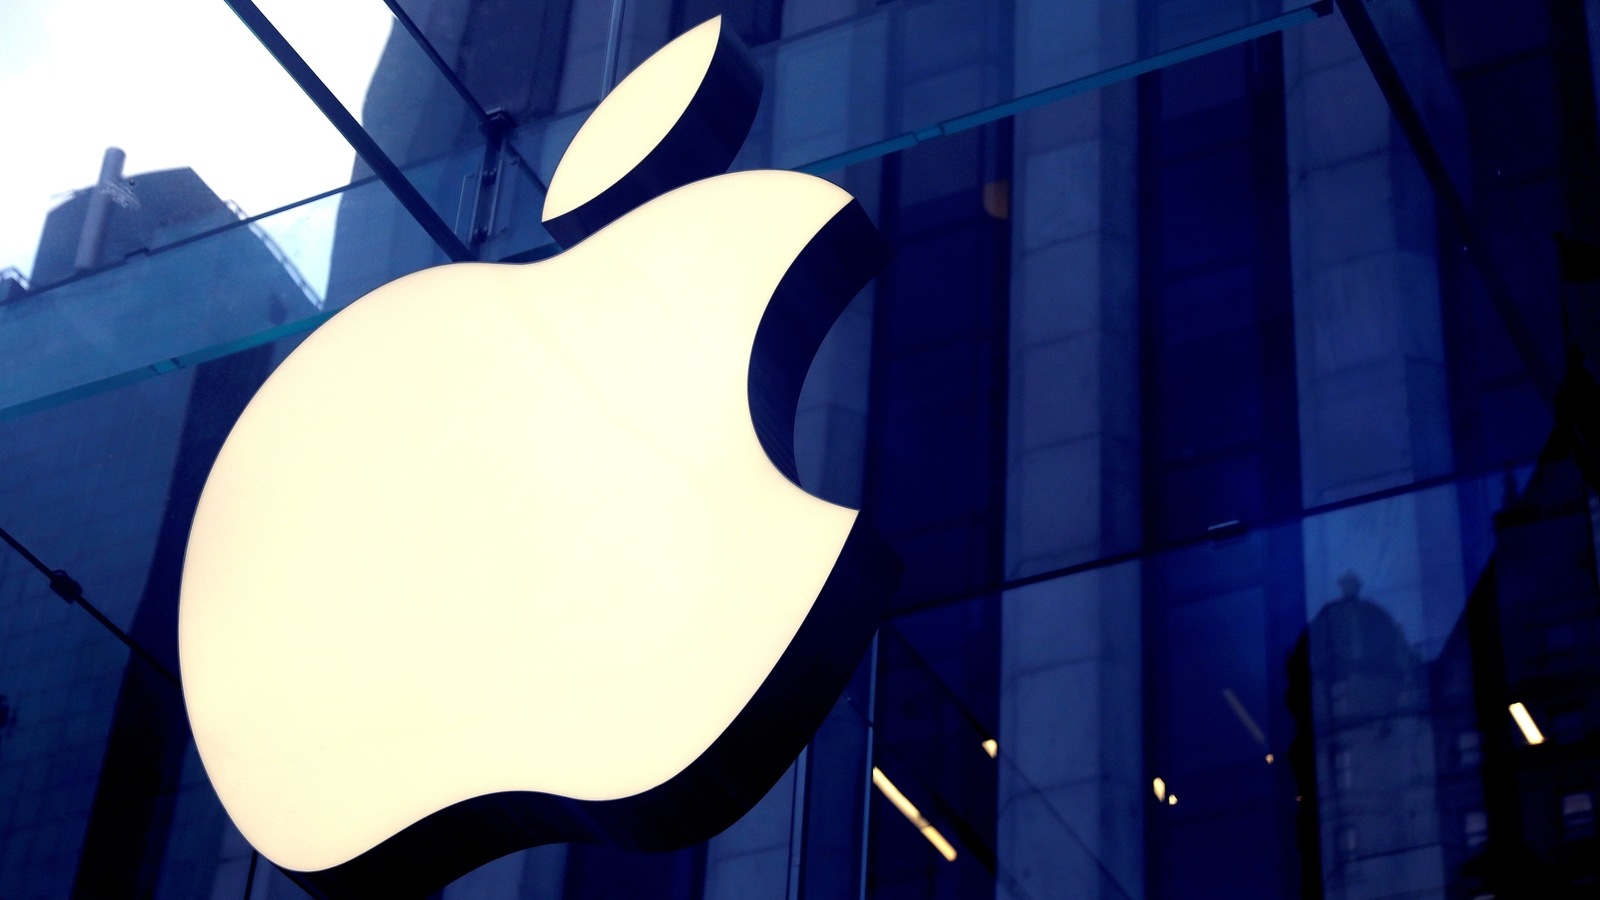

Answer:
[541,23,762,250]
[298,531,898,898]
[284,21,898,896]
[747,198,889,487]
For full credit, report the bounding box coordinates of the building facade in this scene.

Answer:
[1,0,1597,897]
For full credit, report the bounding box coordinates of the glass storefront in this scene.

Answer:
[1,0,1596,897]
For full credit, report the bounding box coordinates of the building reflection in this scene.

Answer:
[1290,448,1600,899]
[1291,572,1446,899]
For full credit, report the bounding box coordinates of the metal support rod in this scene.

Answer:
[379,0,492,123]
[468,111,513,254]
[380,0,546,196]
[242,849,259,900]
[0,524,180,687]
[219,0,474,262]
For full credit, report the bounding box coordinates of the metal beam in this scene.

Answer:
[219,0,474,262]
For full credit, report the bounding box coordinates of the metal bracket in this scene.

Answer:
[468,109,516,255]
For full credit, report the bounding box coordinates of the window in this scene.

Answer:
[1337,825,1359,861]
[1331,680,1351,717]
[1464,809,1488,850]
[1332,745,1354,790]
[1561,792,1595,839]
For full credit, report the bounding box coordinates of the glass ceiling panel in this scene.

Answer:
[0,0,374,286]
[512,0,1330,122]
[878,462,1522,899]
[0,0,1333,435]
[249,0,493,240]
[508,0,1330,247]
[0,175,449,421]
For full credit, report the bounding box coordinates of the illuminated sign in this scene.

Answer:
[180,17,894,896]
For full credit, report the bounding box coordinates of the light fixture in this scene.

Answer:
[981,738,998,759]
[1167,793,1178,806]
[1152,777,1166,802]
[1509,702,1545,745]
[872,767,957,861]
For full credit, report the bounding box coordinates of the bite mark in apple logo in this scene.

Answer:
[179,16,897,898]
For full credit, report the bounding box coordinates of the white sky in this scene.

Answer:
[0,0,393,294]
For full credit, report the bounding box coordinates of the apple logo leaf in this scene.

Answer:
[179,15,897,899]
[541,16,761,249]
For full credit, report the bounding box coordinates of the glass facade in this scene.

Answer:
[1,0,1597,897]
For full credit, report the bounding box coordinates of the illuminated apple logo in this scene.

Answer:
[178,17,895,898]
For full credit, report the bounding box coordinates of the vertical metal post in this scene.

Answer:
[857,633,878,900]
[467,111,511,255]
[787,746,809,900]
[601,0,627,96]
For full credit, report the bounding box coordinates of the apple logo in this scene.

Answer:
[178,16,896,898]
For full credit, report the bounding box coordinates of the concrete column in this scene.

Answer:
[778,0,887,508]
[1285,9,1460,898]
[1285,10,1453,507]
[997,3,1142,898]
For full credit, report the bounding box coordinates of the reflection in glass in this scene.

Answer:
[872,766,958,863]
[1509,701,1547,746]
[2,1,1599,897]
[0,0,366,278]
[1,176,441,422]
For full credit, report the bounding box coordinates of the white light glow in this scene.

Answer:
[1152,777,1166,802]
[181,170,862,872]
[872,767,957,862]
[1509,702,1545,746]
[981,738,998,759]
[1222,687,1267,746]
[543,17,722,221]
[1168,794,1178,806]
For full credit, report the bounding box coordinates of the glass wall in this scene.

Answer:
[1,0,1597,897]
